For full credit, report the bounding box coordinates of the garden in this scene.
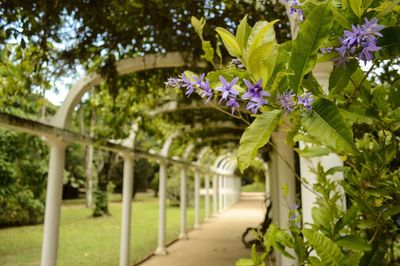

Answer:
[0,0,400,265]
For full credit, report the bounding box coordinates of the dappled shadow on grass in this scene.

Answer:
[0,192,207,266]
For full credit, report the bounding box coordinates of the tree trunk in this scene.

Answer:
[93,151,114,217]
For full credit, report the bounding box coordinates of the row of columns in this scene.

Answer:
[40,130,240,266]
[157,158,241,255]
[41,140,137,266]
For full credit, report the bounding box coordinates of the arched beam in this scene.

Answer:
[51,52,206,129]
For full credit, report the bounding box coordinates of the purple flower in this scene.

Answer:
[165,77,183,88]
[246,97,267,114]
[181,73,196,97]
[298,92,314,110]
[193,73,205,86]
[362,17,384,37]
[226,97,240,114]
[216,76,239,102]
[199,79,213,103]
[333,17,384,66]
[286,0,304,21]
[242,79,270,100]
[277,90,296,113]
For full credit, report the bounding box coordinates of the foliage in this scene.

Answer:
[0,129,48,227]
[177,0,400,264]
[166,164,194,207]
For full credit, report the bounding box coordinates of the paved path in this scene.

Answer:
[139,193,266,266]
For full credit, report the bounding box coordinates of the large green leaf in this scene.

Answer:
[247,42,278,86]
[289,2,333,93]
[243,20,277,64]
[237,109,283,172]
[302,229,347,266]
[336,235,371,251]
[236,15,252,55]
[329,60,358,93]
[301,98,357,155]
[376,27,400,59]
[215,27,241,57]
[349,0,363,18]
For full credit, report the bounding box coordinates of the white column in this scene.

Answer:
[41,139,67,266]
[194,171,200,228]
[270,128,297,266]
[205,174,210,220]
[218,175,223,212]
[119,153,134,266]
[212,175,218,215]
[301,62,345,227]
[223,176,228,210]
[179,167,188,239]
[155,161,167,255]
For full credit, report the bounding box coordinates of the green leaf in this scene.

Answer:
[309,256,324,266]
[334,205,359,233]
[235,258,255,266]
[332,8,352,29]
[201,40,214,64]
[302,228,347,266]
[215,27,241,57]
[191,16,205,39]
[302,72,324,96]
[237,109,283,172]
[347,251,363,266]
[247,42,278,86]
[301,98,357,155]
[295,146,332,158]
[349,0,363,18]
[329,60,358,93]
[340,108,373,125]
[384,205,400,216]
[236,15,252,55]
[289,2,333,93]
[336,235,371,251]
[312,206,331,231]
[376,27,400,59]
[243,20,278,64]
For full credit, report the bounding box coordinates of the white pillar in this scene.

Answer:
[155,161,167,255]
[194,171,200,228]
[179,167,188,239]
[41,139,67,266]
[218,175,223,212]
[205,174,210,220]
[212,175,218,215]
[119,153,134,266]
[270,128,297,266]
[223,176,228,210]
[301,62,345,227]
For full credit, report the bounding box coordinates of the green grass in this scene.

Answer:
[0,193,207,266]
[241,182,265,192]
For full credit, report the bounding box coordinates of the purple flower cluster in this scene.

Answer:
[285,0,304,21]
[165,73,214,102]
[166,74,314,115]
[333,17,384,67]
[276,91,313,113]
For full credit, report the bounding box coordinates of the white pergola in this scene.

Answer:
[0,3,346,264]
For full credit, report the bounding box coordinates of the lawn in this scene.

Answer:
[0,192,208,266]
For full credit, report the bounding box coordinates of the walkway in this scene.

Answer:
[139,192,266,266]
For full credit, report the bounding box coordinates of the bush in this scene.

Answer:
[166,165,194,207]
[0,189,44,227]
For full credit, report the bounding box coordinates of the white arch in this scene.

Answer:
[50,52,206,129]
